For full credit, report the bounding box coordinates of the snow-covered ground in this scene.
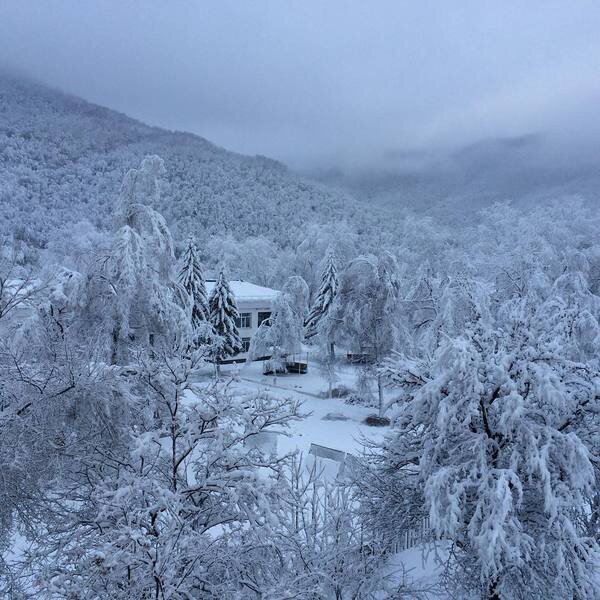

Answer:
[218,360,448,595]
[220,358,386,459]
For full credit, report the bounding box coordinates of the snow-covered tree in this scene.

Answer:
[318,350,339,399]
[332,252,402,416]
[118,156,174,281]
[87,157,191,364]
[400,260,440,350]
[24,347,302,598]
[118,154,165,216]
[254,456,432,599]
[305,247,339,355]
[208,266,243,362]
[424,275,490,355]
[250,291,303,374]
[0,261,47,323]
[205,234,289,288]
[281,275,309,329]
[0,271,132,595]
[366,285,600,599]
[178,237,210,345]
[294,222,358,299]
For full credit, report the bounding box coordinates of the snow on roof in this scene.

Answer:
[205,280,279,305]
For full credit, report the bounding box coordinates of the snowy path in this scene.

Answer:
[238,375,322,398]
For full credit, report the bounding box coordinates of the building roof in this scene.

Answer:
[205,280,279,305]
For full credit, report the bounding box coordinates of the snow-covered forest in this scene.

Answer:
[2,8,600,597]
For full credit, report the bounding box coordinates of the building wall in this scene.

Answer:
[233,302,272,361]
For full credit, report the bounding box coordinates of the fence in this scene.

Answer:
[390,517,431,553]
[307,443,431,553]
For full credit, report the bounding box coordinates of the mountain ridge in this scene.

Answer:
[0,74,380,253]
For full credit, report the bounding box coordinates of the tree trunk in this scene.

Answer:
[377,374,384,418]
[110,326,119,365]
[487,577,501,600]
[329,341,335,359]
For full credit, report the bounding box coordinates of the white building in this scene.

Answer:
[205,279,279,362]
[3,276,280,363]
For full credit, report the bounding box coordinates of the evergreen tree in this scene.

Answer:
[208,266,243,361]
[178,237,210,344]
[304,247,339,349]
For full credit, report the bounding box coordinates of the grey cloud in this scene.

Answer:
[1,0,600,169]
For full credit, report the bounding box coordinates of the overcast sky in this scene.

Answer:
[1,1,600,169]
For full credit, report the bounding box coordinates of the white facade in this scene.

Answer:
[205,279,279,362]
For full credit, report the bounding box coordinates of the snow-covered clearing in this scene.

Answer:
[218,360,447,593]
[219,358,387,459]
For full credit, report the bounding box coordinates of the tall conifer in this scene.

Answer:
[305,247,339,341]
[178,238,210,339]
[208,266,242,360]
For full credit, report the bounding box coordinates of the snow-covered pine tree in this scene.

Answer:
[178,237,210,344]
[208,266,242,361]
[304,246,339,354]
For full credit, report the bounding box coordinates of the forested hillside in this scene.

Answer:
[0,75,380,253]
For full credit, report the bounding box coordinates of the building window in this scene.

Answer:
[241,337,251,352]
[257,311,271,327]
[236,312,252,328]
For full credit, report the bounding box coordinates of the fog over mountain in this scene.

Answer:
[2,1,600,171]
[313,132,600,218]
[2,71,599,266]
[3,1,600,225]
